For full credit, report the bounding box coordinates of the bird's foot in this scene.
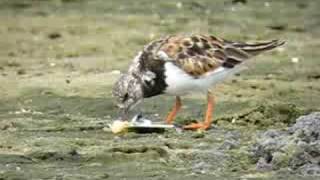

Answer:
[183,122,211,131]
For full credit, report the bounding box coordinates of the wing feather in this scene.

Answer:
[141,34,284,78]
[158,35,250,77]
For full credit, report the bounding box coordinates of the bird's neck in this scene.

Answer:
[141,64,168,98]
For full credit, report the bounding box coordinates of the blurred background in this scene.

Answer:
[0,0,320,179]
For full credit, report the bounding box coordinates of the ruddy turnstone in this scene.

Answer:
[112,34,284,130]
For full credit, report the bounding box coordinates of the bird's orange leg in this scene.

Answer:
[165,96,182,124]
[184,91,215,130]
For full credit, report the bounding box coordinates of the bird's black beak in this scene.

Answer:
[118,107,129,121]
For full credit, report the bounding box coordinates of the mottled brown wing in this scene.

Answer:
[157,35,250,77]
[157,35,284,77]
[223,39,285,56]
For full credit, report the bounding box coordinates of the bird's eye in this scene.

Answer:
[122,93,129,102]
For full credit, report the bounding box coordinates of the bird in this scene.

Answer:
[112,34,284,130]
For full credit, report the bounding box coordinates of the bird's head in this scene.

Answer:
[112,73,143,119]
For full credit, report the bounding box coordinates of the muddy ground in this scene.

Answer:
[0,0,320,179]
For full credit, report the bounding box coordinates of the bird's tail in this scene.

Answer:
[225,39,285,57]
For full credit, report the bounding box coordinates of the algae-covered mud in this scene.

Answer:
[1,0,320,179]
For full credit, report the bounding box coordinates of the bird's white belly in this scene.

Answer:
[164,62,236,95]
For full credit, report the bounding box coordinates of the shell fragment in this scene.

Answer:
[109,114,176,134]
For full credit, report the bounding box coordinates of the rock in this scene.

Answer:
[48,32,62,39]
[256,157,273,171]
[219,139,239,150]
[299,164,320,176]
[192,161,211,174]
[289,112,320,142]
[232,0,247,4]
[252,112,320,174]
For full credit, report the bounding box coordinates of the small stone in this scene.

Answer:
[48,32,62,39]
[17,69,26,75]
[176,2,183,9]
[250,84,258,89]
[291,57,299,63]
[231,118,236,123]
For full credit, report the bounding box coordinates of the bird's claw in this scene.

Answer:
[183,122,211,130]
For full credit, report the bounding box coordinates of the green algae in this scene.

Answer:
[216,102,306,129]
